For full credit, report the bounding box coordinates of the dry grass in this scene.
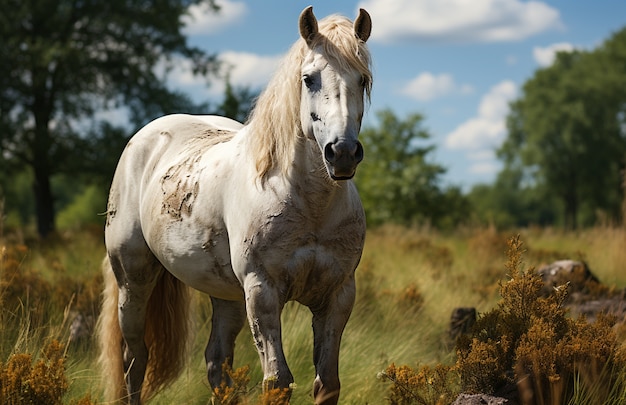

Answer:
[1,225,625,404]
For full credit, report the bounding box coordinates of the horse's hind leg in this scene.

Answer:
[110,254,162,405]
[205,297,246,390]
[311,277,356,405]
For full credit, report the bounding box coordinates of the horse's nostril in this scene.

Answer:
[324,143,336,163]
[355,141,364,163]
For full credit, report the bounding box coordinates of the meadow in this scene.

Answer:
[1,224,625,404]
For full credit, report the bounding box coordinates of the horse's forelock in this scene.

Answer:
[314,15,373,101]
[247,14,373,181]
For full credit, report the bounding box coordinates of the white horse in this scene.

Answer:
[96,6,372,405]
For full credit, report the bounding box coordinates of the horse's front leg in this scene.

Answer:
[243,273,294,393]
[311,276,356,405]
[206,297,246,389]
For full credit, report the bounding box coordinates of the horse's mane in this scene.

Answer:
[246,14,373,181]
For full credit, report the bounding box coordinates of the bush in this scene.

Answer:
[378,363,457,405]
[0,340,68,404]
[456,235,626,403]
[380,235,626,404]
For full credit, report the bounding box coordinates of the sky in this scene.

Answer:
[168,0,626,190]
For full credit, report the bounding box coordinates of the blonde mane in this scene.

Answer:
[246,14,373,181]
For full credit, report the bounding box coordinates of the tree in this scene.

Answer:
[0,0,219,237]
[355,109,469,227]
[214,75,258,123]
[500,28,626,229]
[468,168,558,228]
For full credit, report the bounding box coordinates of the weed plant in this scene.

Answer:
[0,340,68,404]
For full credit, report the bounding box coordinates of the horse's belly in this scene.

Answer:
[148,224,244,301]
[168,259,243,301]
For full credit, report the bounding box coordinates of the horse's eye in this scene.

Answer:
[303,75,314,88]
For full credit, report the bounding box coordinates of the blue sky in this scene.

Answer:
[170,0,626,189]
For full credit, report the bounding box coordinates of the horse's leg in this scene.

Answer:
[119,285,153,405]
[243,274,294,392]
[310,277,356,405]
[205,297,246,389]
[110,254,162,405]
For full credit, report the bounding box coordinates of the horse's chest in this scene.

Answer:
[244,211,365,302]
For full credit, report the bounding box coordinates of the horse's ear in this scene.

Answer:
[354,8,372,42]
[299,6,318,45]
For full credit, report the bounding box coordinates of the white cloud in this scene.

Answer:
[467,149,495,161]
[217,51,283,90]
[533,42,575,66]
[161,51,283,101]
[445,80,517,150]
[402,73,453,101]
[470,161,501,175]
[160,57,199,86]
[445,81,516,177]
[182,0,248,36]
[401,72,473,101]
[357,0,563,44]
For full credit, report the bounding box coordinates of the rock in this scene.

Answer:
[536,260,599,298]
[452,393,510,405]
[69,312,95,343]
[568,293,626,322]
[448,307,477,342]
[536,260,626,321]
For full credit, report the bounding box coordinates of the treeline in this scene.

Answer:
[495,27,626,229]
[1,0,625,236]
[358,26,626,230]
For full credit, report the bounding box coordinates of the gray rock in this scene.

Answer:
[452,393,509,405]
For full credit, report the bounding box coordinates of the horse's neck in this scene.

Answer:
[240,124,344,209]
[289,138,344,211]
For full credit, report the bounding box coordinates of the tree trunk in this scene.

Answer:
[32,163,55,238]
[564,189,578,230]
[32,91,55,238]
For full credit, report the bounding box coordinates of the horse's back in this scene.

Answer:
[133,114,241,150]
[191,115,244,132]
[149,113,243,130]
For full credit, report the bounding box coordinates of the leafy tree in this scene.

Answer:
[500,27,626,229]
[468,168,558,229]
[356,109,469,227]
[214,75,258,123]
[0,0,219,237]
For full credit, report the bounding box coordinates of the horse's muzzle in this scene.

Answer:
[324,140,364,180]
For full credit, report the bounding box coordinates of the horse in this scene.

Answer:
[96,6,372,405]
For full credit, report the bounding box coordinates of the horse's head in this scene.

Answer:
[298,7,372,181]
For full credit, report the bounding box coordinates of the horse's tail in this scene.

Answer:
[96,254,192,402]
[142,261,192,400]
[96,255,126,402]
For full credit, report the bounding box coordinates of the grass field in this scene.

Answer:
[1,224,625,404]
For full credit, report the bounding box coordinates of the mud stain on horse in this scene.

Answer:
[160,128,235,221]
[161,162,200,220]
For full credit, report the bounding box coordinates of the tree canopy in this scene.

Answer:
[0,0,219,237]
[498,27,626,229]
[356,109,469,228]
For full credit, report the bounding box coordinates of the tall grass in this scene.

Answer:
[1,224,625,404]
